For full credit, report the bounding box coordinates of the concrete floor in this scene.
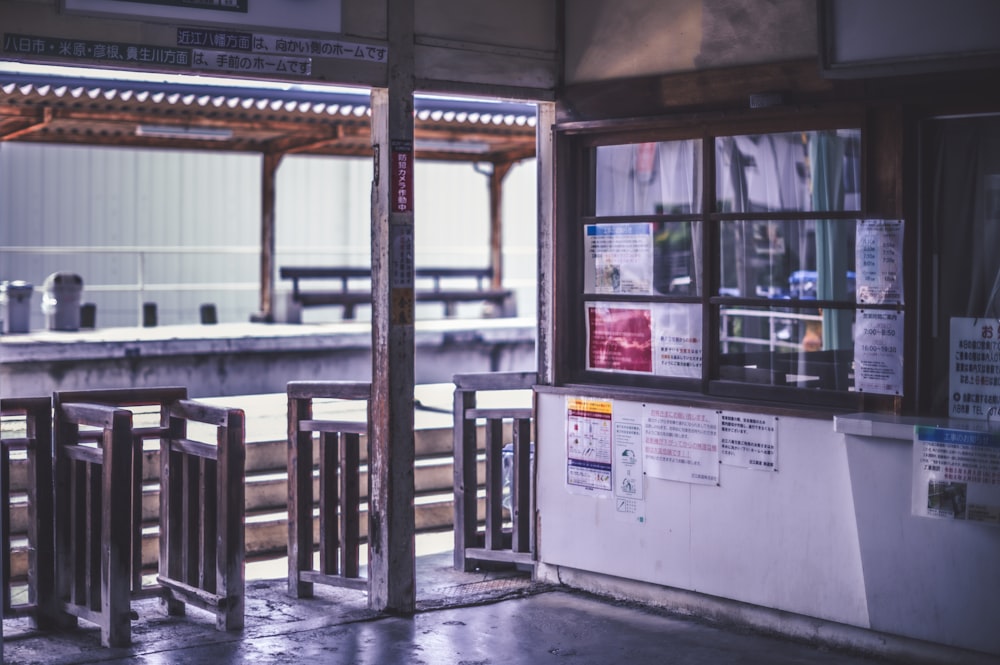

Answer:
[2,551,898,665]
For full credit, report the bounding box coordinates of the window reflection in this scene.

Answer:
[716,130,861,213]
[718,219,856,300]
[595,140,703,216]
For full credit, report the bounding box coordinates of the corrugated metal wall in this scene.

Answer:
[0,142,536,329]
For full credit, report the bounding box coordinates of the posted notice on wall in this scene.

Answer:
[719,411,778,471]
[643,405,719,485]
[913,426,1000,526]
[652,303,702,378]
[586,302,702,378]
[949,317,1000,420]
[566,397,613,495]
[584,223,653,294]
[613,401,646,523]
[856,219,904,305]
[586,303,653,374]
[854,309,904,395]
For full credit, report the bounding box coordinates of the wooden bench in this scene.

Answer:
[279,266,516,319]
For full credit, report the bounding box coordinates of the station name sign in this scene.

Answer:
[62,0,342,35]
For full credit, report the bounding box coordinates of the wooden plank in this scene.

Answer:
[341,431,361,580]
[287,395,314,599]
[318,432,338,577]
[484,418,504,551]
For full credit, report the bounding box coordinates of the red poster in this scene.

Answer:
[587,305,653,373]
[391,140,413,213]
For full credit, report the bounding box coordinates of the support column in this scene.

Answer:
[488,161,514,291]
[367,0,416,615]
[257,151,283,322]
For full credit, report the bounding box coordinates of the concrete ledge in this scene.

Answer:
[1,319,536,398]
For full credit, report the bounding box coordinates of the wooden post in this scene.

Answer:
[258,151,283,322]
[488,161,514,292]
[367,0,416,614]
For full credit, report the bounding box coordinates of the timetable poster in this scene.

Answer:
[913,426,1000,526]
[854,310,904,395]
[856,219,904,305]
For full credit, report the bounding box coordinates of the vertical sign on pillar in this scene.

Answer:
[390,139,415,324]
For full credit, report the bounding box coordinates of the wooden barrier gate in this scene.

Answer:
[453,371,536,572]
[52,388,245,647]
[287,381,370,598]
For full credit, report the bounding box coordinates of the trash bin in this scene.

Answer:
[41,272,83,331]
[0,280,34,334]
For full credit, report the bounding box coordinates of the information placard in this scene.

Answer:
[643,405,719,485]
[913,426,1000,526]
[856,219,904,304]
[854,309,904,395]
[584,223,653,294]
[949,317,1000,420]
[719,411,778,471]
[566,397,613,494]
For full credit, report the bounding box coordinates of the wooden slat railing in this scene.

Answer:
[0,396,56,626]
[453,371,536,572]
[287,380,371,598]
[52,388,245,647]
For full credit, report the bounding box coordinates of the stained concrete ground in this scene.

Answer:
[2,548,903,665]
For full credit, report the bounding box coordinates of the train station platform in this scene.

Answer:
[2,549,897,665]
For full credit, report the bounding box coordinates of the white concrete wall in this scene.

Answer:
[534,391,1000,658]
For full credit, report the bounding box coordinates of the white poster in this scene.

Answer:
[643,405,719,485]
[913,426,1000,526]
[566,397,613,494]
[719,411,778,471]
[856,219,904,305]
[949,317,1000,420]
[854,309,904,395]
[613,401,646,523]
[584,223,653,294]
[652,303,702,378]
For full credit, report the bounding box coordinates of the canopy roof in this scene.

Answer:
[0,72,537,163]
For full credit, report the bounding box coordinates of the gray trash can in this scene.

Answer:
[41,272,83,331]
[0,280,34,334]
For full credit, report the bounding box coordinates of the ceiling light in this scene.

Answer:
[136,125,233,141]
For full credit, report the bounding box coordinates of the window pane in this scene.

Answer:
[584,221,702,295]
[923,114,1000,414]
[715,129,861,212]
[595,140,703,216]
[718,305,855,390]
[718,219,856,300]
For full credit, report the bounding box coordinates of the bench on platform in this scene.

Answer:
[279,266,516,320]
